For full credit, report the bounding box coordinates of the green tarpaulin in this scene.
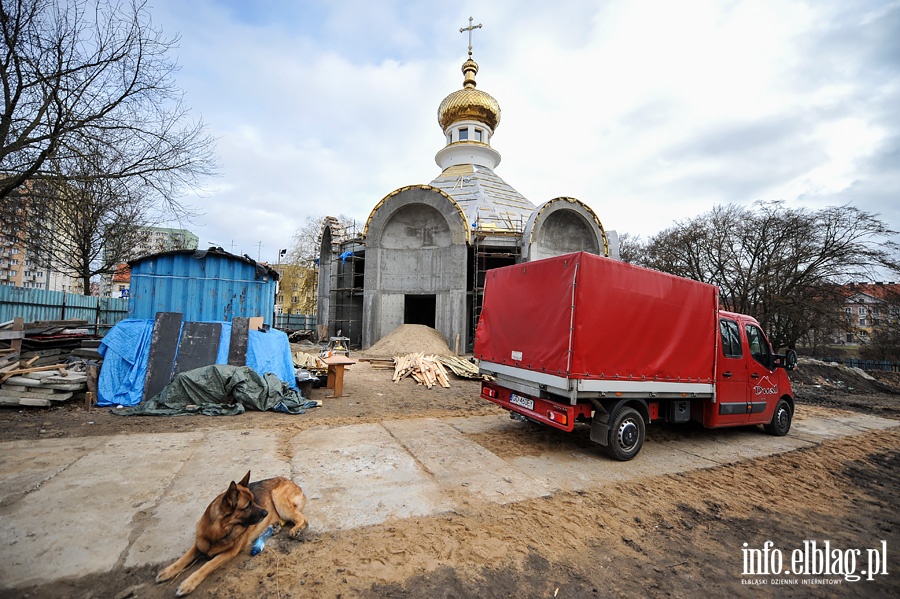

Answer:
[114,364,318,416]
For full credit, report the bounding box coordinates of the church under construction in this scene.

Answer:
[317,22,618,351]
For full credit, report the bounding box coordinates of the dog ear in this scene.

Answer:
[239,471,251,487]
[223,480,239,511]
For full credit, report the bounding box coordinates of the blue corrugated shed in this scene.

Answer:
[128,248,279,324]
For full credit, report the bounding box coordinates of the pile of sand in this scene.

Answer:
[362,324,452,357]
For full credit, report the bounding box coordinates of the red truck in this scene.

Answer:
[474,251,797,460]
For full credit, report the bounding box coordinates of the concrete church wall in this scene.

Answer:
[522,198,607,263]
[316,226,334,333]
[363,186,469,350]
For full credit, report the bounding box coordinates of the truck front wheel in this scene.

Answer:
[605,406,645,461]
[764,399,792,436]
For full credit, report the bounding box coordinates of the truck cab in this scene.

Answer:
[710,311,795,432]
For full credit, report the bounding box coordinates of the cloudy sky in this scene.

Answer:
[147,0,899,264]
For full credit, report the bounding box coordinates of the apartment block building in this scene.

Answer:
[0,233,80,292]
[841,282,900,343]
[134,227,199,256]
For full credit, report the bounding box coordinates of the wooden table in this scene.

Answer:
[323,355,356,398]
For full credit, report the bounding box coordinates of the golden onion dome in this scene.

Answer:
[437,58,501,131]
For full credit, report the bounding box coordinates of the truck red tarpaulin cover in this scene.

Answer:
[474,252,720,382]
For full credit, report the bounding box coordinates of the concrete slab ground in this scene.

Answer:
[0,412,896,591]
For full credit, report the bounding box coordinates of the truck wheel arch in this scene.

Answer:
[589,398,650,447]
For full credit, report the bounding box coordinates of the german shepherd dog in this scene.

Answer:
[156,471,308,596]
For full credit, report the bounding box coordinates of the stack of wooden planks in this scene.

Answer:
[436,355,482,379]
[359,357,396,370]
[392,352,451,389]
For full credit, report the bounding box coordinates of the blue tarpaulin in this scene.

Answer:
[97,319,296,407]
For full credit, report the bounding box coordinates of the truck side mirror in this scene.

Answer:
[772,349,797,370]
[784,349,797,370]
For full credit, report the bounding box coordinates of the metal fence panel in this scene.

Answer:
[274,313,316,331]
[812,355,899,372]
[0,286,129,332]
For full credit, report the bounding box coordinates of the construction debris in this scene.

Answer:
[1,317,101,408]
[0,361,93,408]
[294,351,327,372]
[393,352,451,389]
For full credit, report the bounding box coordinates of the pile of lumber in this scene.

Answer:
[1,348,19,370]
[359,357,396,370]
[0,363,90,407]
[392,352,451,389]
[436,356,481,379]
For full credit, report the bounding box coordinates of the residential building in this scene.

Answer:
[841,282,900,343]
[0,211,79,292]
[111,263,131,299]
[134,227,199,256]
[274,263,317,315]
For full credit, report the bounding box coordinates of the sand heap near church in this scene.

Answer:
[362,324,453,357]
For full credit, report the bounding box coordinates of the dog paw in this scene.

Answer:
[175,580,196,597]
[288,521,309,538]
[156,569,173,583]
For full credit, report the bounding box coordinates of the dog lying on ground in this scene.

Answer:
[156,471,308,596]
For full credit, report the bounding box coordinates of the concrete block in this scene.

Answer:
[17,398,51,407]
[3,377,41,387]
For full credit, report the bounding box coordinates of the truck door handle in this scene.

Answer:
[750,373,760,379]
[722,371,733,378]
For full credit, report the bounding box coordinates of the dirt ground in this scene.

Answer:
[1,352,898,598]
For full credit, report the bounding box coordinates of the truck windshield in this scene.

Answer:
[745,324,772,367]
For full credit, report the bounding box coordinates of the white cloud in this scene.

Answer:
[147,0,899,261]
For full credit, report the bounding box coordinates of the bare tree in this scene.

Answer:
[16,139,158,294]
[616,232,643,264]
[288,214,358,266]
[638,202,899,349]
[0,0,216,207]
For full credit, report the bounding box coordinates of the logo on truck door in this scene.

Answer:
[753,375,778,397]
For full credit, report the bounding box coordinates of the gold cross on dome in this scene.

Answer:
[460,16,482,57]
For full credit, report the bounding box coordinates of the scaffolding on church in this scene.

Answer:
[469,214,525,349]
[327,221,365,348]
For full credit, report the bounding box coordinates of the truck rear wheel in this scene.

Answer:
[764,399,792,436]
[605,406,645,461]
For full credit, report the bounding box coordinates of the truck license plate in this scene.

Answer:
[509,393,534,410]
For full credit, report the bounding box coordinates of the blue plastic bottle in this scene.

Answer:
[251,525,275,556]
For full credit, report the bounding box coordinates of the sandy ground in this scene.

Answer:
[0,353,898,598]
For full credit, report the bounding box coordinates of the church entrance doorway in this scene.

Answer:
[404,294,436,329]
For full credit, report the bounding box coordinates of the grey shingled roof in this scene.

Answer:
[429,164,534,234]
